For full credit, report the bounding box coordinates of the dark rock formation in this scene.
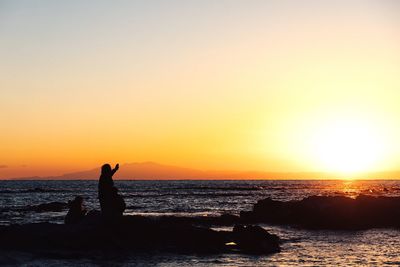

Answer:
[0,202,68,214]
[0,214,280,255]
[29,202,68,213]
[232,224,280,254]
[240,195,400,230]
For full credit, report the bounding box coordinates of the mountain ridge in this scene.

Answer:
[8,162,400,180]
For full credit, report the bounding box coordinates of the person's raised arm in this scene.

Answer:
[111,163,119,176]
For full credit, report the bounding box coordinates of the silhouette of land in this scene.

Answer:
[8,162,400,180]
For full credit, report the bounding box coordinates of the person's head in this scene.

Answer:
[69,196,83,208]
[101,163,112,175]
[74,196,83,204]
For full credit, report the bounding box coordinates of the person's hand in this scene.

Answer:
[115,163,119,171]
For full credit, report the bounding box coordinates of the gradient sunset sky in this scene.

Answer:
[1,1,400,178]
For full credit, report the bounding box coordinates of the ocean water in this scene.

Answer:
[1,179,400,266]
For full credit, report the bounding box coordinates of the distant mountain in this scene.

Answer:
[9,162,400,180]
[53,162,208,180]
[49,162,339,180]
[9,176,43,180]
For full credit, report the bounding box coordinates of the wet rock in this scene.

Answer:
[29,202,68,213]
[0,202,68,214]
[0,215,280,255]
[240,195,400,230]
[232,224,280,254]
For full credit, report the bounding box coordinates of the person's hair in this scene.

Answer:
[101,164,112,175]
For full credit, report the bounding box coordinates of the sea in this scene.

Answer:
[1,179,400,266]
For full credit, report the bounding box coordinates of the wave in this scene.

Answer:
[171,186,263,191]
[124,211,221,218]
[124,192,258,199]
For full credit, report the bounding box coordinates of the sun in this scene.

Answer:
[311,118,386,175]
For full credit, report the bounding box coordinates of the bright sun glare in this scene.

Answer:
[312,118,387,175]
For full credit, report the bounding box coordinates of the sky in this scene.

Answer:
[1,0,400,178]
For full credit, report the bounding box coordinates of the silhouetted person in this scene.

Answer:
[98,163,120,217]
[65,196,87,224]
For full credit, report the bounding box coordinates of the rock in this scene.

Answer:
[232,224,280,254]
[29,202,68,213]
[0,215,280,255]
[241,195,400,230]
[0,202,68,214]
[215,214,240,225]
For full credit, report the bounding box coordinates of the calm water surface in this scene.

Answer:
[1,180,400,266]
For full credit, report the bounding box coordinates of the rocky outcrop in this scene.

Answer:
[0,202,68,214]
[0,214,280,255]
[29,202,68,213]
[240,195,400,229]
[232,224,280,254]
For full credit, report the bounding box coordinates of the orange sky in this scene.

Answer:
[1,1,400,178]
